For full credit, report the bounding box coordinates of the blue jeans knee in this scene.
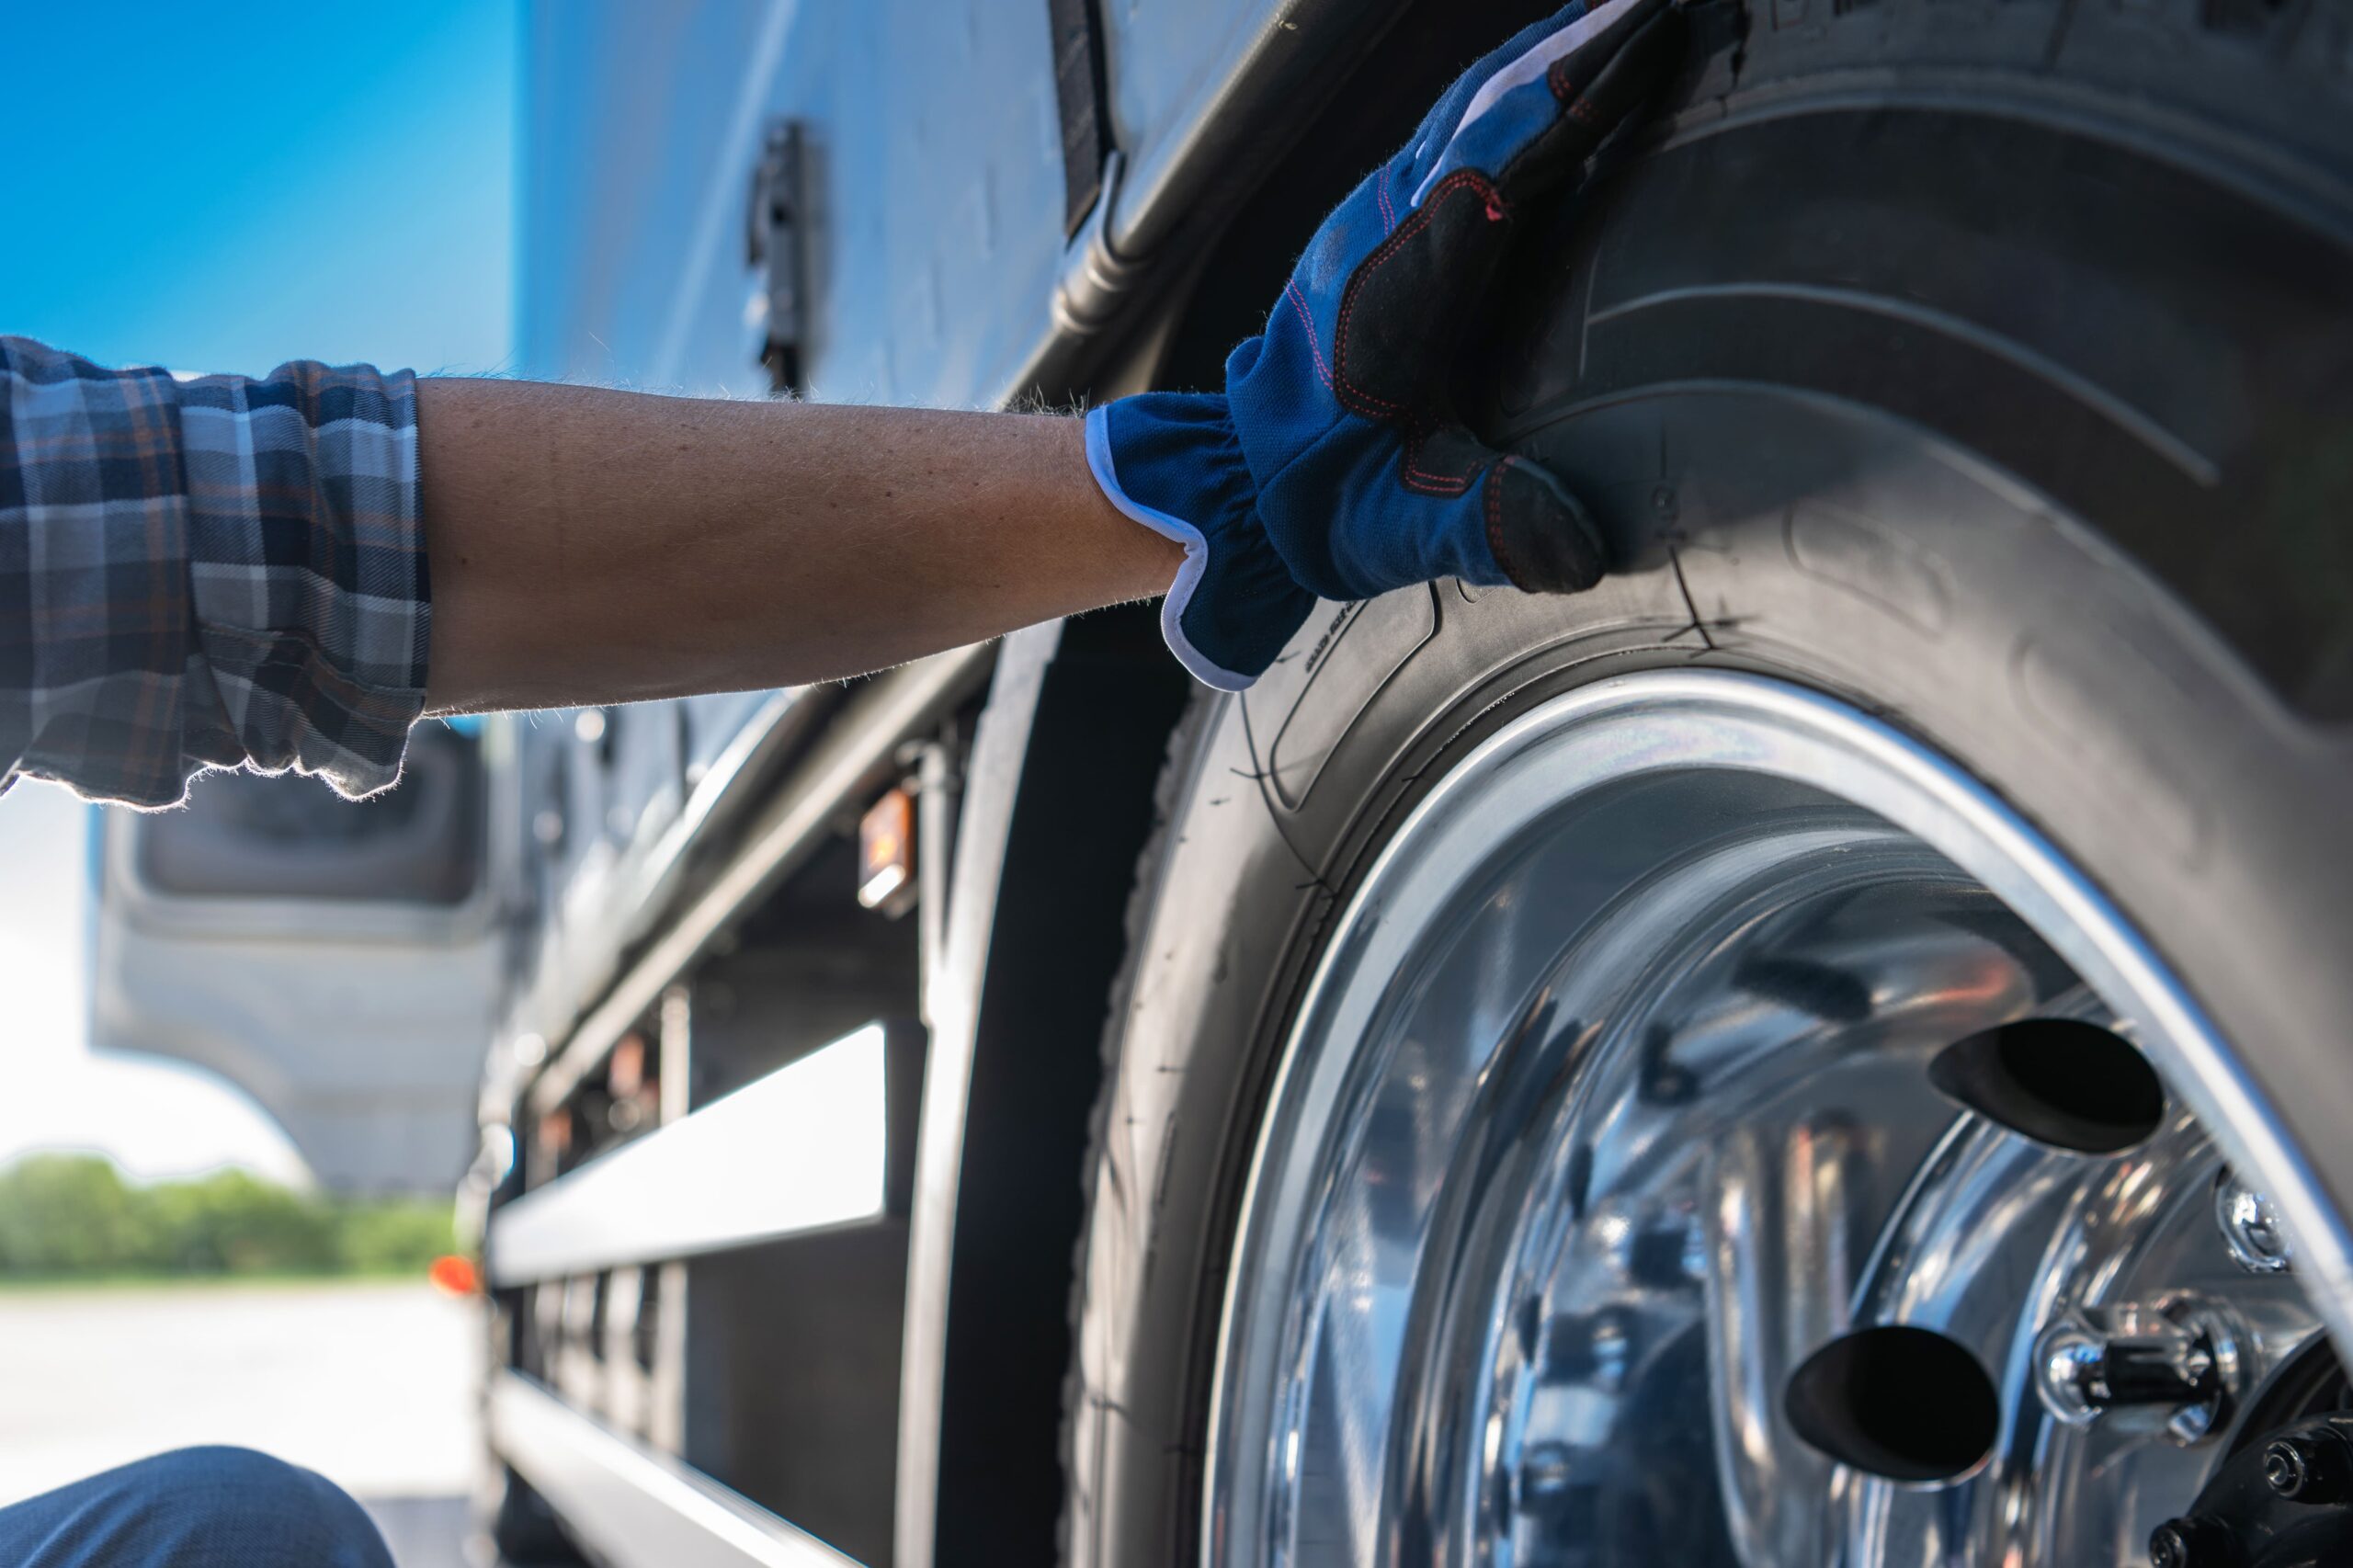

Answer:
[0,1447,394,1568]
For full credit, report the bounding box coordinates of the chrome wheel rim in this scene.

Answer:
[1203,670,2351,1567]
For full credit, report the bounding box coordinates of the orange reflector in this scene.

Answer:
[608,1031,646,1098]
[858,787,916,912]
[428,1254,481,1297]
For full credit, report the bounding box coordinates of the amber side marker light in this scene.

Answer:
[858,786,917,915]
[428,1254,481,1297]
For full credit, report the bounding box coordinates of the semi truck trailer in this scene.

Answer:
[92,1,2353,1565]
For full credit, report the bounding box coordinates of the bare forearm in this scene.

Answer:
[416,380,1180,713]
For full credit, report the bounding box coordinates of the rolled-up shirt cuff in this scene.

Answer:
[177,359,429,802]
[0,337,428,808]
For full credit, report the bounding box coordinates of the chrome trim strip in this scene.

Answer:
[490,1024,893,1286]
[490,1371,861,1568]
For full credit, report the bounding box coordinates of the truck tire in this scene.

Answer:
[1063,1,2353,1563]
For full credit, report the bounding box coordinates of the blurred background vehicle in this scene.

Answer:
[27,2,2353,1568]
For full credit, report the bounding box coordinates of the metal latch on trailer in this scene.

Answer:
[746,119,812,396]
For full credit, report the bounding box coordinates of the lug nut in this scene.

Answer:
[2050,1332,2212,1407]
[2040,1323,2212,1417]
[2033,1298,2243,1444]
[1518,1440,1574,1506]
[1508,1441,1598,1533]
[2214,1168,2294,1275]
[1540,1307,1634,1392]
[2264,1427,2353,1505]
[1593,1199,1705,1290]
[2149,1515,2237,1568]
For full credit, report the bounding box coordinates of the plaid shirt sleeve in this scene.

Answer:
[0,335,429,809]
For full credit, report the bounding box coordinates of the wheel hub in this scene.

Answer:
[1203,673,2349,1568]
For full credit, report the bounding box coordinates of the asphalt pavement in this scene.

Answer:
[0,1278,482,1567]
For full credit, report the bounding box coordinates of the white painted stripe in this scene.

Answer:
[649,0,802,391]
[1410,0,1645,208]
[1084,406,1257,693]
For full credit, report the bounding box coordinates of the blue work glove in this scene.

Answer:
[1086,0,1684,688]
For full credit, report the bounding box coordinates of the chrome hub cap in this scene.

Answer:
[1204,672,2350,1567]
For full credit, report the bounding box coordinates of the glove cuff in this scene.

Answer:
[1086,397,1313,690]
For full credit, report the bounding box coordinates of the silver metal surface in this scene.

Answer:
[1204,671,2345,1568]
[490,1371,860,1568]
[490,1025,893,1286]
[2218,1168,2297,1276]
[527,646,991,1119]
[481,691,813,1126]
[521,0,1067,409]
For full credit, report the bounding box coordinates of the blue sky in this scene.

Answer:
[3,1,514,377]
[0,1,517,1180]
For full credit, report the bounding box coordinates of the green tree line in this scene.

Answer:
[0,1154,454,1280]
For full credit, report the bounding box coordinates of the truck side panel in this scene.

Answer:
[521,0,1067,408]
